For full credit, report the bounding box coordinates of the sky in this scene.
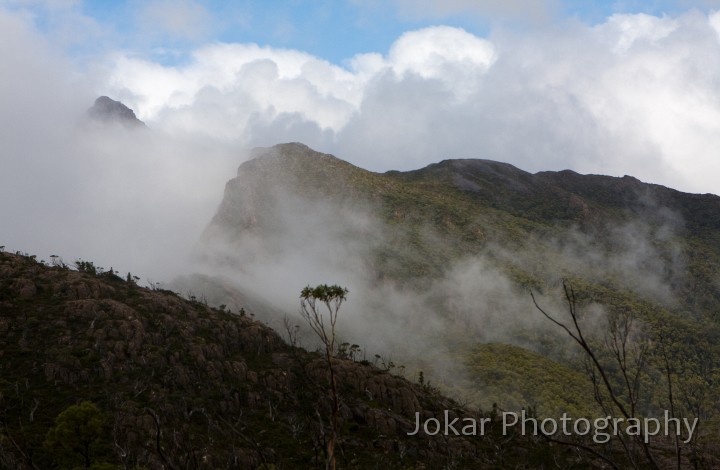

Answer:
[2,0,720,277]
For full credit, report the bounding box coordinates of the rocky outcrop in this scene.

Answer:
[87,96,146,127]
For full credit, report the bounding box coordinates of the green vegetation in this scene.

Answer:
[462,343,600,417]
[44,401,113,469]
[200,143,720,466]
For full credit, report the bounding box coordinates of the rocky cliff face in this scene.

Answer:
[204,143,369,238]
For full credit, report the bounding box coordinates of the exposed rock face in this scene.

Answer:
[204,143,360,237]
[87,96,146,127]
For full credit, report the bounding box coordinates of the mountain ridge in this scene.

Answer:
[204,143,720,290]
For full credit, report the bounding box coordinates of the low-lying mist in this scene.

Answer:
[186,166,688,406]
[1,110,239,283]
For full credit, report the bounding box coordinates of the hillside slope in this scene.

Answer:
[0,251,594,469]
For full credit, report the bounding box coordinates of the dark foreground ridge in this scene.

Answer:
[0,251,602,469]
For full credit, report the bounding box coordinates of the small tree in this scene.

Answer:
[300,284,348,470]
[75,260,98,276]
[44,401,111,469]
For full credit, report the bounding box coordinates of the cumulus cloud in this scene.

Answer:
[97,12,720,195]
[106,43,362,141]
[387,25,496,91]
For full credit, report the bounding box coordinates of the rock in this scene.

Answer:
[87,96,146,127]
[11,278,36,298]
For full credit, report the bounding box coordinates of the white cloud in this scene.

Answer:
[107,42,365,140]
[105,25,496,138]
[388,26,496,90]
[596,13,679,53]
[707,8,720,36]
[98,15,720,195]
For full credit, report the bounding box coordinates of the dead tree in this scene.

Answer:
[531,280,659,470]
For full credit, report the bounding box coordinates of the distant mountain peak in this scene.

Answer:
[87,96,146,127]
